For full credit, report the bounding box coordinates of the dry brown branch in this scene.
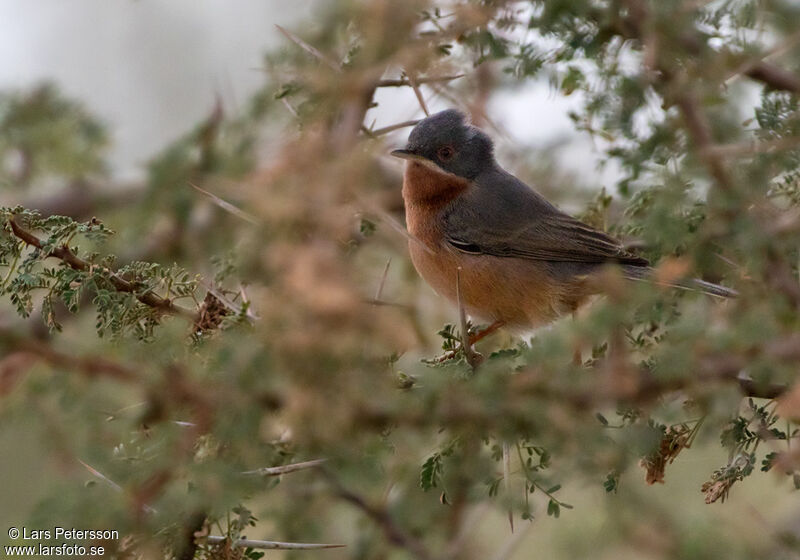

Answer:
[7,217,197,320]
[275,25,340,71]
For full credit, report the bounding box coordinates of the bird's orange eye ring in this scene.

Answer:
[437,146,455,161]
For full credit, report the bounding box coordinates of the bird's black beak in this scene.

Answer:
[390,148,425,161]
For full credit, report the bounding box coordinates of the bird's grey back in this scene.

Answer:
[441,164,649,266]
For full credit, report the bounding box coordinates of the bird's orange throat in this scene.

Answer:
[401,161,470,208]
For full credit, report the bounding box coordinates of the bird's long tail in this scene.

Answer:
[622,266,738,298]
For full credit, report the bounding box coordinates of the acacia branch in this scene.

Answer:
[8,217,197,320]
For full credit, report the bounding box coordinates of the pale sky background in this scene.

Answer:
[0,0,613,186]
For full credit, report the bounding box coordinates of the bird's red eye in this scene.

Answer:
[437,146,454,161]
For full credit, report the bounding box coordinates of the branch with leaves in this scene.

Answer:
[1,208,251,340]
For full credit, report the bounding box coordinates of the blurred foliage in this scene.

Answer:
[0,84,108,187]
[1,1,800,559]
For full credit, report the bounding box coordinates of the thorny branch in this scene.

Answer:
[7,217,198,320]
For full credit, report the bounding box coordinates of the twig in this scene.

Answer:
[502,441,513,533]
[363,119,421,136]
[364,257,410,308]
[188,183,257,224]
[275,25,340,71]
[78,459,123,492]
[281,97,299,118]
[376,74,464,87]
[368,206,435,256]
[363,297,413,309]
[78,459,158,514]
[405,71,430,116]
[7,217,197,320]
[241,459,327,476]
[374,258,392,302]
[203,536,344,550]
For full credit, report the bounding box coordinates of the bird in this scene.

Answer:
[390,109,735,341]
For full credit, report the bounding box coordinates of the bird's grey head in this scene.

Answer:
[391,109,495,179]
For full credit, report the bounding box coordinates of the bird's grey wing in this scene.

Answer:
[442,170,648,266]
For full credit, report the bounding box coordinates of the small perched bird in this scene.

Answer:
[391,109,734,336]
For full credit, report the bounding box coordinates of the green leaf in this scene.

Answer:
[547,499,560,518]
[420,453,443,491]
